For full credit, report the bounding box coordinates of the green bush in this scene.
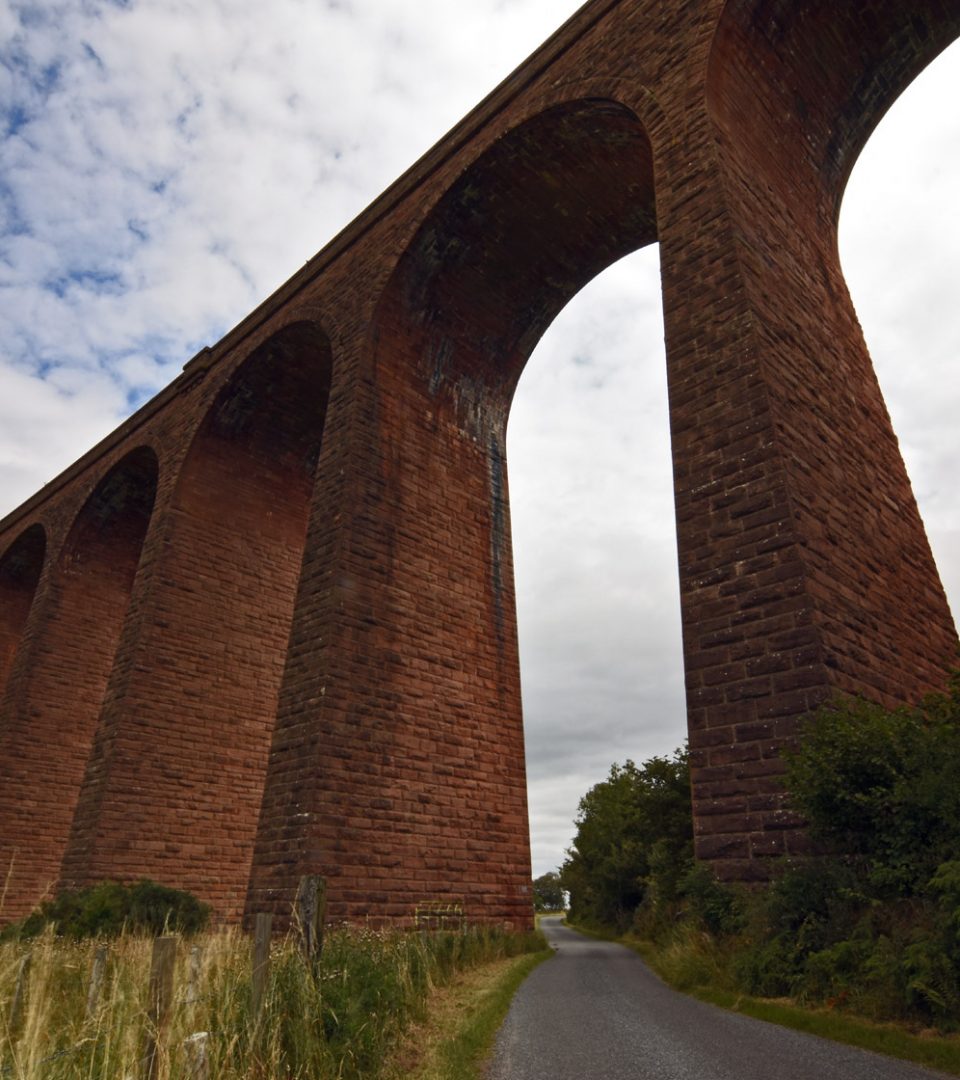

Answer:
[784,678,960,898]
[1,879,211,940]
[677,862,743,937]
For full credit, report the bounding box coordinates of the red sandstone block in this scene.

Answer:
[696,834,750,860]
[693,798,749,819]
[750,833,786,857]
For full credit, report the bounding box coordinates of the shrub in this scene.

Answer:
[1,879,211,940]
[784,679,960,898]
[677,862,742,937]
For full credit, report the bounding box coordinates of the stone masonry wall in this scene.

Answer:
[0,0,957,927]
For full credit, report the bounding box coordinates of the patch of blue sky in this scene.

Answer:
[0,180,30,236]
[175,96,204,138]
[2,41,63,136]
[35,60,62,95]
[3,103,30,138]
[124,383,156,411]
[3,48,62,99]
[81,42,105,70]
[109,338,188,410]
[44,268,125,298]
[7,3,47,31]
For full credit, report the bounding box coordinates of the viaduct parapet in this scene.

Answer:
[1,0,958,928]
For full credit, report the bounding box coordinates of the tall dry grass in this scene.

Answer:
[0,923,544,1079]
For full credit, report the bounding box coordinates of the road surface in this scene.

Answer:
[487,916,951,1080]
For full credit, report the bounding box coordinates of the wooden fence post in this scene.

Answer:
[141,935,177,1080]
[8,952,30,1031]
[185,944,203,1010]
[295,875,326,966]
[251,913,272,1019]
[86,944,108,1022]
[183,1031,210,1080]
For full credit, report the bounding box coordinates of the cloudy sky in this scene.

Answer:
[2,1,958,879]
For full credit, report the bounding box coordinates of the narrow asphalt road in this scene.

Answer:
[487,917,952,1080]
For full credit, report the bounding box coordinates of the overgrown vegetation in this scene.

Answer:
[0,880,210,942]
[561,679,960,1032]
[0,922,545,1078]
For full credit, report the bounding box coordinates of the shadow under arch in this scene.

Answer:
[0,447,158,922]
[61,321,332,921]
[706,0,960,221]
[0,523,46,708]
[287,97,661,927]
[381,98,658,428]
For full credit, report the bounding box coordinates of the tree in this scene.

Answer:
[532,871,565,911]
[560,749,692,930]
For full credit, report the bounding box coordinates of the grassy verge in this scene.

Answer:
[0,924,546,1079]
[567,921,960,1077]
[686,986,960,1077]
[392,948,553,1079]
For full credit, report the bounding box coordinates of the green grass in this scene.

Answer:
[688,988,960,1077]
[425,949,552,1079]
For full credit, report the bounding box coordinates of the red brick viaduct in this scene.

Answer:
[1,0,958,930]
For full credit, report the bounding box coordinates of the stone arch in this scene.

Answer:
[61,320,332,921]
[380,97,657,426]
[247,98,660,927]
[0,448,157,920]
[0,523,46,709]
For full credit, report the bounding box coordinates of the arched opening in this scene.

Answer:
[274,98,661,926]
[838,38,960,627]
[0,448,157,922]
[507,246,685,879]
[61,322,332,921]
[384,100,657,423]
[0,523,46,708]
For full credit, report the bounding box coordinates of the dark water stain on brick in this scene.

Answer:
[488,431,507,655]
